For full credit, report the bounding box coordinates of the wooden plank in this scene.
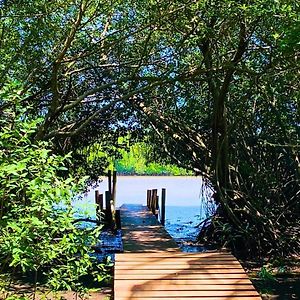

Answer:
[115,269,247,274]
[115,290,260,297]
[120,204,179,252]
[116,265,244,270]
[115,279,253,285]
[115,273,250,280]
[116,252,234,258]
[115,260,240,265]
[115,282,256,291]
[116,259,241,269]
[115,257,242,266]
[116,297,262,300]
[116,258,237,263]
[116,256,237,262]
[115,204,261,300]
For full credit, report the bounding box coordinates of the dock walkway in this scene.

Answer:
[119,204,179,252]
[114,204,261,300]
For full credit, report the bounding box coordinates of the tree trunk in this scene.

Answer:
[212,94,229,204]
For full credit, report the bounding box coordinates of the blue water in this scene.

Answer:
[165,206,204,242]
[75,176,215,253]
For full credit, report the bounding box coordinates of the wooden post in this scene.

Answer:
[105,191,112,224]
[95,191,104,223]
[150,189,154,213]
[147,190,151,209]
[95,190,99,205]
[108,170,112,194]
[110,199,116,230]
[155,195,159,219]
[95,190,99,221]
[161,188,166,226]
[98,194,104,211]
[151,189,157,215]
[115,210,121,229]
[112,170,117,204]
[98,193,104,223]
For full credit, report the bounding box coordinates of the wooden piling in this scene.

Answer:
[98,193,104,211]
[151,190,153,209]
[146,190,151,209]
[95,190,99,205]
[155,195,159,219]
[105,190,112,224]
[161,188,166,226]
[112,170,117,203]
[151,189,157,215]
[108,170,112,194]
[95,190,100,221]
[111,199,116,230]
[116,210,121,229]
[95,191,104,223]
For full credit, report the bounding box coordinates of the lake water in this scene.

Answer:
[75,176,215,247]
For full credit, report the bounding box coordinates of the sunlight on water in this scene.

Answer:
[74,176,215,252]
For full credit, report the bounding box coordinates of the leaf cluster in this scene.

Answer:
[0,84,107,297]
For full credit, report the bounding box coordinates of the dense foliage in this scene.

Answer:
[113,141,192,175]
[132,0,300,256]
[0,0,299,262]
[0,85,106,298]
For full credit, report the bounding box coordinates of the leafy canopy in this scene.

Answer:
[0,83,107,296]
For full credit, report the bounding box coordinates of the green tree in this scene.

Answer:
[117,0,300,255]
[1,0,299,256]
[0,84,106,297]
[0,0,144,177]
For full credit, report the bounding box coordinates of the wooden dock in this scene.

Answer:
[114,204,261,300]
[119,204,179,252]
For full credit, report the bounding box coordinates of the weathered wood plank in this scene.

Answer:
[120,204,179,252]
[115,290,260,297]
[115,273,250,280]
[116,269,247,274]
[115,278,253,285]
[116,263,244,272]
[116,261,241,267]
[115,204,261,300]
[116,252,234,259]
[116,297,262,300]
[115,282,257,291]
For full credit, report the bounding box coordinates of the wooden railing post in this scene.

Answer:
[146,190,151,209]
[161,188,166,226]
[107,170,112,195]
[95,190,99,207]
[95,190,104,223]
[98,193,103,222]
[112,170,117,204]
[105,190,112,224]
[95,190,99,220]
[110,198,116,230]
[151,189,157,215]
[155,195,159,219]
[98,193,104,212]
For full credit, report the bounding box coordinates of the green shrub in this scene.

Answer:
[0,84,106,296]
[113,142,192,175]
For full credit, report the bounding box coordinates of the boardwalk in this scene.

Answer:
[115,204,261,300]
[119,204,179,252]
